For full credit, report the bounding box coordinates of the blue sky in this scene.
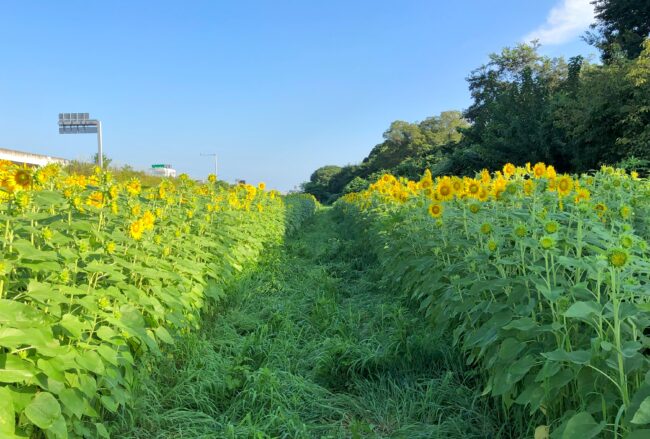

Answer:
[0,1,598,190]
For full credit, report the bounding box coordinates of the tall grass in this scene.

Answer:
[107,210,519,438]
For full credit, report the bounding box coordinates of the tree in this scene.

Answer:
[301,165,342,202]
[462,43,569,170]
[92,153,113,168]
[588,0,650,62]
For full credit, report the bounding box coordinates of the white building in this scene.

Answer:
[149,164,177,178]
[0,147,69,167]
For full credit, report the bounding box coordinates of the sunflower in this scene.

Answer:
[480,223,492,235]
[86,191,105,209]
[594,202,608,216]
[436,177,453,201]
[129,219,145,240]
[450,177,464,196]
[465,179,481,197]
[477,186,489,202]
[502,163,516,178]
[556,175,573,197]
[428,203,443,218]
[573,188,590,204]
[13,169,32,189]
[533,162,546,179]
[546,165,557,179]
[544,221,559,234]
[258,182,266,191]
[539,235,555,250]
[125,178,142,197]
[619,205,632,220]
[523,179,534,195]
[608,248,628,268]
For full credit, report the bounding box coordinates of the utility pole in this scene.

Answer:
[58,113,104,169]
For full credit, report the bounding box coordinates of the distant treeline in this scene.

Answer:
[303,0,650,204]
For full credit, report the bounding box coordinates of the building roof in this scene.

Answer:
[0,147,69,166]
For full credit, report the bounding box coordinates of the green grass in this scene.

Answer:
[106,209,519,438]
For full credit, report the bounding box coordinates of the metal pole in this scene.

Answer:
[97,120,103,169]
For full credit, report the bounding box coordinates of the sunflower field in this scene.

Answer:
[338,163,650,438]
[0,160,316,438]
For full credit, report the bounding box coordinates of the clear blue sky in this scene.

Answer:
[0,1,597,190]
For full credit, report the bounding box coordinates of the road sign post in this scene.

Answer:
[58,113,104,168]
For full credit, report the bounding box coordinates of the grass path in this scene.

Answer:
[108,210,508,438]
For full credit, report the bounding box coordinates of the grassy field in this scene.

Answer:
[107,209,513,438]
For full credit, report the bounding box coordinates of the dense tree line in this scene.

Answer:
[303,0,650,203]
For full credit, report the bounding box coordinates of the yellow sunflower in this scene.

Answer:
[533,162,546,179]
[556,175,573,197]
[436,177,454,201]
[428,203,443,218]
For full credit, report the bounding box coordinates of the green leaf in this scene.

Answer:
[542,349,591,365]
[96,345,118,366]
[0,299,47,328]
[561,412,604,439]
[75,350,105,375]
[100,395,118,412]
[24,392,61,429]
[631,397,650,425]
[95,423,110,438]
[0,354,35,384]
[563,301,601,319]
[58,388,85,419]
[626,431,650,439]
[58,314,87,339]
[154,326,174,345]
[0,387,15,436]
[503,317,538,331]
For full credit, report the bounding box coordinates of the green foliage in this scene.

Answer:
[107,210,515,438]
[303,111,469,203]
[588,0,650,62]
[336,168,650,437]
[0,170,316,437]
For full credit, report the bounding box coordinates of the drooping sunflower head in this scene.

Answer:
[619,205,632,220]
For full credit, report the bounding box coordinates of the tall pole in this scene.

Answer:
[97,120,103,169]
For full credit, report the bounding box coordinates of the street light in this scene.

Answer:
[58,113,104,168]
[200,153,218,177]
